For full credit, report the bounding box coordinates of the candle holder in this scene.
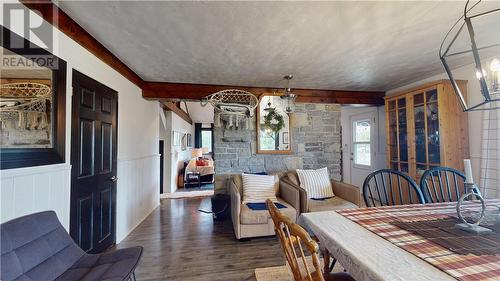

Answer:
[455,182,492,234]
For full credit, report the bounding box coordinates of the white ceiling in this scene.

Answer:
[57,1,500,91]
[185,102,214,123]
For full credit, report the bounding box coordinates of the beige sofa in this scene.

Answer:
[230,174,300,240]
[283,171,361,213]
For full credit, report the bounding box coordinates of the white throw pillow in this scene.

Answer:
[296,167,335,199]
[242,174,278,204]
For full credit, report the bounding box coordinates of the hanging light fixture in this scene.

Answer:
[280,74,297,113]
[439,0,500,111]
[263,95,274,112]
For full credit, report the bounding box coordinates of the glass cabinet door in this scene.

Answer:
[388,100,398,170]
[412,88,441,178]
[397,98,409,173]
[387,97,409,173]
[426,89,440,165]
[414,93,427,176]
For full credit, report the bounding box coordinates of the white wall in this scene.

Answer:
[0,3,160,243]
[386,63,483,183]
[341,105,387,184]
[162,111,194,193]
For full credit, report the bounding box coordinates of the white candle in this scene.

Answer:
[464,159,474,184]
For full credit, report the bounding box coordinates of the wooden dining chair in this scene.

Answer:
[266,199,355,281]
[420,166,480,203]
[362,169,425,207]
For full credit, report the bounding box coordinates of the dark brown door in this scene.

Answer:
[70,70,118,254]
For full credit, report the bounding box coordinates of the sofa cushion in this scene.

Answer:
[55,246,142,281]
[240,198,296,225]
[297,168,335,199]
[233,174,279,193]
[242,174,278,204]
[308,197,357,212]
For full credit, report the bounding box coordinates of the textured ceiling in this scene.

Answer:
[57,1,500,91]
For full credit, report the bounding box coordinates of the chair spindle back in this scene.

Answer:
[266,199,324,281]
[420,167,480,203]
[362,169,424,207]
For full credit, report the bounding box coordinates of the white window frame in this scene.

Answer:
[352,118,372,169]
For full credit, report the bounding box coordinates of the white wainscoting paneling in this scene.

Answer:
[0,164,71,230]
[116,154,160,242]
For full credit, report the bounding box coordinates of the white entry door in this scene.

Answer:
[349,112,376,188]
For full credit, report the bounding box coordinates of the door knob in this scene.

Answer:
[110,176,118,182]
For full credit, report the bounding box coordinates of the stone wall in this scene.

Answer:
[214,104,342,186]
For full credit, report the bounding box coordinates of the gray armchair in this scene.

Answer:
[230,174,300,240]
[1,211,142,281]
[283,171,361,213]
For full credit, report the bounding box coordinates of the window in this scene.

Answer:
[201,130,212,153]
[353,120,371,166]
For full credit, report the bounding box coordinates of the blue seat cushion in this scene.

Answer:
[1,211,84,281]
[1,211,142,281]
[55,247,142,281]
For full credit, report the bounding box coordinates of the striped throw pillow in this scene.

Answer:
[242,174,278,204]
[296,167,335,199]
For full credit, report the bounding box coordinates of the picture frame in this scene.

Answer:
[187,133,192,147]
[282,132,289,144]
[172,131,181,146]
[256,94,292,154]
[181,133,187,151]
[0,27,67,169]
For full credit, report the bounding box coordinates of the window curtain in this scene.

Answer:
[194,123,202,148]
[479,106,500,198]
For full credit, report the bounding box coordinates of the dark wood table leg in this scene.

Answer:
[323,248,337,273]
[323,248,331,273]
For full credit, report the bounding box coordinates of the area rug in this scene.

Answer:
[161,190,214,199]
[255,258,344,281]
[255,264,292,281]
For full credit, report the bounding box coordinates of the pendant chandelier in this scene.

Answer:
[280,74,297,113]
[439,0,500,111]
[263,96,275,112]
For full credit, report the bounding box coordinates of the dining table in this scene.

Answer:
[298,199,500,281]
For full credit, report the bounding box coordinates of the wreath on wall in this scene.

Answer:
[260,108,285,133]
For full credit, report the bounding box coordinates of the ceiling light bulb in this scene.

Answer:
[476,68,487,79]
[490,58,500,72]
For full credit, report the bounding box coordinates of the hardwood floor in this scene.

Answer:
[115,197,285,281]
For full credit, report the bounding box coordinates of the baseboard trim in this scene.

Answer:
[116,202,160,243]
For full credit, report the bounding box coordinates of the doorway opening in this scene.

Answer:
[160,101,215,198]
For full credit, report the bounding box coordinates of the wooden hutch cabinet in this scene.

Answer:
[385,80,469,181]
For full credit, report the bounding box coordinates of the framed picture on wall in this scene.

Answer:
[187,133,192,147]
[0,27,67,169]
[282,132,289,144]
[181,133,187,151]
[172,131,181,146]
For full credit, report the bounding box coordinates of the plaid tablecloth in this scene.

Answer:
[337,200,500,281]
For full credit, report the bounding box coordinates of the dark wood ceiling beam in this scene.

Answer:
[21,1,385,106]
[20,0,144,87]
[143,82,385,105]
[161,101,193,125]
